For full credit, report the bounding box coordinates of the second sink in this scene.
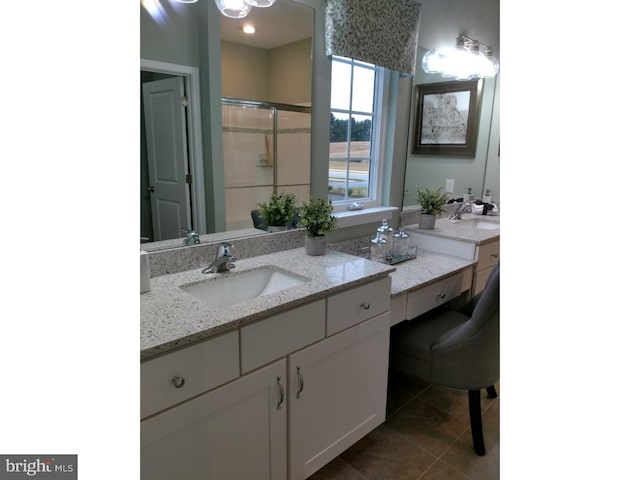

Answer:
[181,265,310,307]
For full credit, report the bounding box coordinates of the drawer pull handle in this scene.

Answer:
[361,302,371,310]
[296,366,304,399]
[490,253,498,258]
[437,292,446,300]
[276,376,284,410]
[171,376,186,389]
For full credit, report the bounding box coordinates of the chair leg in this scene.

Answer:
[486,385,498,398]
[468,390,486,456]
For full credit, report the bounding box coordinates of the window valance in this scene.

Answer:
[325,0,422,76]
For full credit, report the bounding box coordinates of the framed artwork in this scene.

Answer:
[412,79,481,155]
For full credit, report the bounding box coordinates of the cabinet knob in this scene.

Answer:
[360,302,370,310]
[172,376,186,388]
[437,292,446,300]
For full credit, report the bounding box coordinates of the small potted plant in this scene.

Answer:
[416,187,448,229]
[257,190,297,232]
[298,196,338,255]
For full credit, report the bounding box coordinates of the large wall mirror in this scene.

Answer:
[140,0,313,250]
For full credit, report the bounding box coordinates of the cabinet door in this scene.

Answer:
[141,359,287,480]
[289,313,390,480]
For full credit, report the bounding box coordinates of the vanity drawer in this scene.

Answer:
[141,331,240,419]
[406,273,464,320]
[241,300,325,373]
[476,240,500,271]
[326,277,391,336]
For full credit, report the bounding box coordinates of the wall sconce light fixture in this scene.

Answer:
[422,33,499,80]
[175,0,277,19]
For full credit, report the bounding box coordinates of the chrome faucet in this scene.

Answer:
[202,242,236,274]
[449,202,468,220]
[183,229,200,246]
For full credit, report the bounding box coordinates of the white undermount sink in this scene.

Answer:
[457,217,499,230]
[472,219,500,230]
[181,266,310,307]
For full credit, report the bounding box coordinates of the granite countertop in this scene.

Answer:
[141,248,395,360]
[388,249,476,296]
[405,213,500,246]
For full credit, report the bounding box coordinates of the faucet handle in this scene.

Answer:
[182,229,200,245]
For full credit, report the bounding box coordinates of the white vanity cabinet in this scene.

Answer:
[141,359,287,480]
[288,312,389,479]
[473,239,500,295]
[141,275,392,480]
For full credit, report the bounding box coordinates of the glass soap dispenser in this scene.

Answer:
[370,232,388,263]
[392,227,410,258]
[377,219,394,246]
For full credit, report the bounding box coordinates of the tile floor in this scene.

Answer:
[308,370,500,480]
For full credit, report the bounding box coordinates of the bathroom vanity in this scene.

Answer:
[140,214,498,479]
[141,249,394,480]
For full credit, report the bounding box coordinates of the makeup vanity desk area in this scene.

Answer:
[386,249,475,326]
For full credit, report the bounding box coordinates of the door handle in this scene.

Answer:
[147,186,155,192]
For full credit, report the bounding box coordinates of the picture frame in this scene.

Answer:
[412,79,481,155]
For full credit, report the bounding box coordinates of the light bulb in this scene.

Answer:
[244,0,277,6]
[421,50,446,74]
[215,0,252,18]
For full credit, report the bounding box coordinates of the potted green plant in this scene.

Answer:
[257,190,297,232]
[298,196,338,255]
[416,187,448,229]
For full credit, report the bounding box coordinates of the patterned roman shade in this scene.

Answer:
[325,0,422,76]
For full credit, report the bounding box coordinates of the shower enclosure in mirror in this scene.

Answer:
[222,98,311,230]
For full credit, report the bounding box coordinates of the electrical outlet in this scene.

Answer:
[445,179,454,193]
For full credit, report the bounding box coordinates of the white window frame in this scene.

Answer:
[329,57,387,214]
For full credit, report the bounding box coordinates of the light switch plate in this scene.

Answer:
[445,179,454,193]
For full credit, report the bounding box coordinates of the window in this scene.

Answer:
[329,57,382,209]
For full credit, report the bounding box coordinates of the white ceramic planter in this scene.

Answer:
[418,214,436,230]
[305,235,326,256]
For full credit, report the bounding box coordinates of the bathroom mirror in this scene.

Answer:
[140,0,313,250]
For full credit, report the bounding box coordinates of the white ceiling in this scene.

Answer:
[219,0,313,49]
[219,0,499,60]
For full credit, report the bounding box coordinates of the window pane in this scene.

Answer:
[330,112,349,158]
[352,66,375,113]
[329,159,348,201]
[330,61,352,111]
[349,114,372,159]
[347,159,369,200]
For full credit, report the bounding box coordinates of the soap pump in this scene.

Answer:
[370,232,388,263]
[463,188,474,203]
[377,219,394,246]
[483,189,492,203]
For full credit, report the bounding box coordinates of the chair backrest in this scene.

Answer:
[251,210,267,231]
[430,262,500,389]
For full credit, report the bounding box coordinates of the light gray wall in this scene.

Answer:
[402,0,500,206]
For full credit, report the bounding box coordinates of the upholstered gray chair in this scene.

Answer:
[251,210,267,231]
[390,263,500,455]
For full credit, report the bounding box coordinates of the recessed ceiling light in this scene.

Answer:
[243,25,256,34]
